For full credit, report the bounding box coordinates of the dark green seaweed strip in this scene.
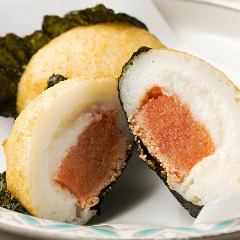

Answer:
[42,5,147,38]
[0,4,147,118]
[0,172,27,214]
[47,74,68,89]
[23,31,51,56]
[0,48,23,118]
[0,34,30,65]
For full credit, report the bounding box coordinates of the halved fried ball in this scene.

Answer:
[17,23,164,113]
[4,77,132,224]
[119,47,240,217]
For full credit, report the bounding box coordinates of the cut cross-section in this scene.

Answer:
[55,106,128,209]
[130,86,215,183]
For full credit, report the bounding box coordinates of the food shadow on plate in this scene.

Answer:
[91,147,159,224]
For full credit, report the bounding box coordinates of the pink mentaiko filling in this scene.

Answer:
[55,106,128,209]
[131,86,215,181]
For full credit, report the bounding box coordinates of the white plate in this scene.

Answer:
[1,0,240,239]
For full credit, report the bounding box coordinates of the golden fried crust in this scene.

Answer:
[3,104,43,215]
[5,81,70,215]
[5,79,84,215]
[17,23,164,113]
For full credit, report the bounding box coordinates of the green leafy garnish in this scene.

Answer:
[0,4,146,118]
[0,172,27,213]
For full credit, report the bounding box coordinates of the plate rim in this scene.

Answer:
[0,208,240,240]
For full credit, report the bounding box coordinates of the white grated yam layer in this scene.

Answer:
[120,49,240,205]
